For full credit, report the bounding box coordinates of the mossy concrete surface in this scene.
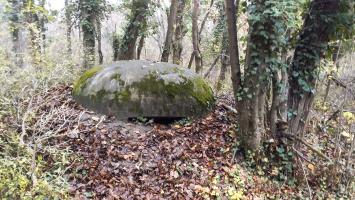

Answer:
[73,60,215,120]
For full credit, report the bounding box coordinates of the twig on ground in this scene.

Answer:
[95,116,106,128]
[297,157,313,199]
[35,109,76,143]
[231,147,238,163]
[292,146,315,165]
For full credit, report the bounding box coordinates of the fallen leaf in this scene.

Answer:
[92,116,100,121]
[340,131,351,138]
[170,170,179,178]
[307,164,315,173]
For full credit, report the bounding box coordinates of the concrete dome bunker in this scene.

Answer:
[73,60,215,122]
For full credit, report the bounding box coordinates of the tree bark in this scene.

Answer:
[161,0,178,62]
[224,0,241,96]
[288,0,341,137]
[192,0,202,73]
[172,0,186,65]
[118,0,149,60]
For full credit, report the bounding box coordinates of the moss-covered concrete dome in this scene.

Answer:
[73,60,215,120]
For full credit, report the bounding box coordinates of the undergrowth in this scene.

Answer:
[0,47,80,199]
[0,132,70,199]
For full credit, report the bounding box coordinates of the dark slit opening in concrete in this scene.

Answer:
[128,117,185,124]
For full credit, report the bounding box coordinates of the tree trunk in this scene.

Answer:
[227,0,284,151]
[192,0,202,73]
[213,1,228,92]
[161,0,178,62]
[288,0,341,137]
[136,35,145,59]
[81,0,96,68]
[118,0,149,60]
[216,49,229,92]
[9,0,24,67]
[65,0,72,54]
[224,0,241,96]
[216,28,229,92]
[172,0,186,65]
[24,0,42,65]
[187,0,214,69]
[96,20,103,64]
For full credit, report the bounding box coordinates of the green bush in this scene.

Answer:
[0,133,70,199]
[0,46,77,199]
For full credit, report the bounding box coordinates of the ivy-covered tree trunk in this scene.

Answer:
[24,0,42,65]
[288,0,341,137]
[192,0,202,73]
[226,0,285,151]
[172,0,186,65]
[112,33,120,61]
[118,0,149,60]
[161,0,178,62]
[81,0,96,68]
[9,0,24,67]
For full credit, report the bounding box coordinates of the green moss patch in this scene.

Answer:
[73,66,103,95]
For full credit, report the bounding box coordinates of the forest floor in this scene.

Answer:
[6,84,353,199]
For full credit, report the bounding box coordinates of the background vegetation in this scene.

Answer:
[0,0,354,199]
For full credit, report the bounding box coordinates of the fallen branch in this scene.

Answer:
[198,0,215,37]
[204,55,220,78]
[330,76,355,100]
[292,146,315,165]
[326,109,340,123]
[220,103,238,115]
[283,133,332,163]
[20,96,34,146]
